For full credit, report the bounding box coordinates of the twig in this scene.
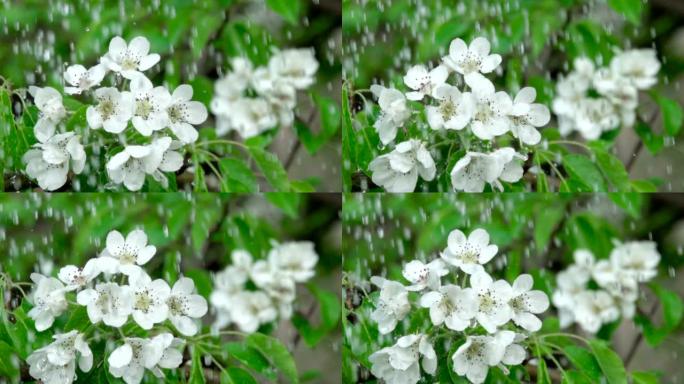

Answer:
[624,300,660,368]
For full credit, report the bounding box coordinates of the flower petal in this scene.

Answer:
[108,343,133,368]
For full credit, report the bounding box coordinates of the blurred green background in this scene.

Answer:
[342,193,684,382]
[1,0,343,191]
[0,192,342,383]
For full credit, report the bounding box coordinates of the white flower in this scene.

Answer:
[229,291,278,333]
[370,84,411,144]
[27,273,67,331]
[76,282,133,327]
[166,277,208,336]
[108,335,166,384]
[101,36,160,79]
[468,76,512,140]
[552,263,590,328]
[147,334,185,377]
[63,64,107,95]
[573,290,620,333]
[508,87,550,145]
[609,241,660,282]
[98,229,157,276]
[440,228,498,274]
[166,84,208,143]
[27,331,92,384]
[129,272,171,330]
[370,277,411,334]
[23,132,86,191]
[106,144,153,191]
[268,48,319,91]
[508,274,549,332]
[450,151,502,193]
[470,271,513,333]
[443,37,502,85]
[87,87,135,133]
[144,136,185,188]
[610,49,660,90]
[222,97,278,138]
[266,241,318,282]
[369,334,436,384]
[403,64,448,101]
[425,84,474,130]
[419,284,477,330]
[450,148,526,192]
[28,86,66,142]
[58,258,102,291]
[452,330,521,384]
[402,259,448,291]
[129,74,172,136]
[574,98,620,140]
[369,139,436,192]
[251,263,296,318]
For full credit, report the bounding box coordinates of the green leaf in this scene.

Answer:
[631,371,661,384]
[292,285,341,347]
[246,333,298,384]
[653,93,683,136]
[634,120,664,154]
[561,370,593,384]
[631,179,658,192]
[221,367,258,384]
[562,345,601,381]
[563,154,607,191]
[247,145,291,191]
[192,152,209,192]
[64,306,90,332]
[608,193,643,218]
[189,346,206,384]
[608,0,644,24]
[225,342,276,380]
[265,193,300,218]
[0,341,18,377]
[588,339,627,384]
[537,358,551,384]
[534,205,565,250]
[636,283,684,346]
[266,0,302,24]
[191,12,224,59]
[65,105,88,133]
[184,269,213,299]
[593,148,630,191]
[191,203,222,253]
[219,157,257,193]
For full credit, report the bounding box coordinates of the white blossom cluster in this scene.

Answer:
[210,241,318,333]
[211,49,319,139]
[26,229,208,384]
[23,36,208,191]
[368,228,550,384]
[552,50,660,140]
[553,241,660,333]
[367,36,551,192]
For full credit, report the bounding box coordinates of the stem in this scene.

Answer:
[196,140,248,150]
[192,330,246,341]
[548,140,592,152]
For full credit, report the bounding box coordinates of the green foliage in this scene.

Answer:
[588,340,627,384]
[246,333,299,383]
[635,282,684,346]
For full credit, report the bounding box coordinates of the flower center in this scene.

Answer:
[167,296,187,316]
[135,290,154,313]
[121,57,139,71]
[478,292,496,313]
[168,104,185,123]
[119,252,137,265]
[474,103,493,122]
[136,97,153,119]
[96,291,111,311]
[439,99,457,120]
[98,98,116,120]
[510,295,526,312]
[465,341,485,361]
